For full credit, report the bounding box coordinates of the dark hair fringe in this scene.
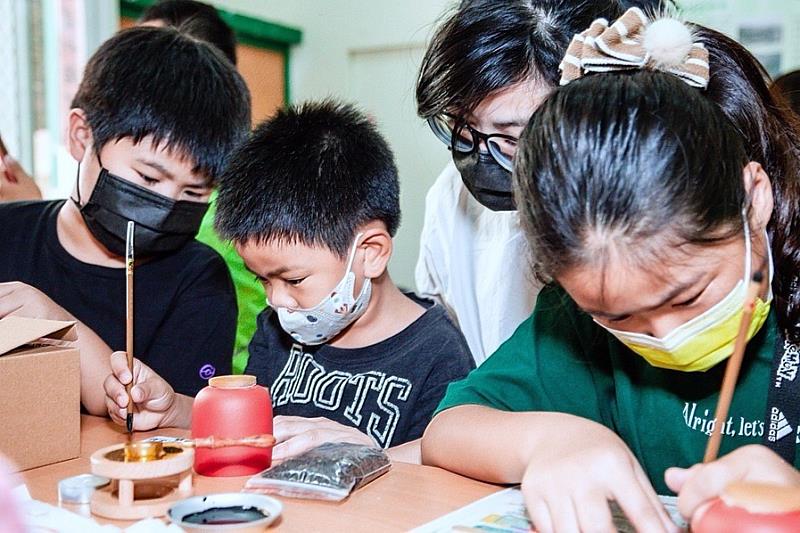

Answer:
[214,100,401,258]
[71,26,250,182]
[416,0,674,119]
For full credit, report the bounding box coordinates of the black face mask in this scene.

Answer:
[452,150,516,211]
[72,166,209,257]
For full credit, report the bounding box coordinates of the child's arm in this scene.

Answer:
[666,444,800,519]
[0,281,111,414]
[423,405,677,533]
[104,351,193,429]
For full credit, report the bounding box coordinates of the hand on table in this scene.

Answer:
[271,415,377,463]
[0,281,74,321]
[0,155,42,202]
[665,444,800,520]
[521,417,677,533]
[104,351,185,430]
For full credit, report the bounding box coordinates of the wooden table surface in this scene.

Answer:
[21,416,500,531]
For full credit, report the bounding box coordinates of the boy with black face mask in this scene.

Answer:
[0,26,251,414]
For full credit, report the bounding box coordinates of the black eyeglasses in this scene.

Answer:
[427,113,518,172]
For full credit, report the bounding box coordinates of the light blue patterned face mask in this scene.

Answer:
[276,234,372,345]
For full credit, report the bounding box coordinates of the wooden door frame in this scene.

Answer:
[119,0,302,103]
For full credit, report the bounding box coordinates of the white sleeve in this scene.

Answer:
[415,165,454,306]
[415,185,444,304]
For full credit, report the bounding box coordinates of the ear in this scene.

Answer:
[67,109,93,163]
[743,161,774,232]
[358,223,393,279]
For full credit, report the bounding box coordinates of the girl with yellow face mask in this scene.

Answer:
[420,10,800,533]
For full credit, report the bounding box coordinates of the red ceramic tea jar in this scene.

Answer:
[191,375,272,477]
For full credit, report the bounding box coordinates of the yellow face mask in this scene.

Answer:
[598,222,772,372]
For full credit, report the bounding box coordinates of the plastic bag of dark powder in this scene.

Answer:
[244,442,391,501]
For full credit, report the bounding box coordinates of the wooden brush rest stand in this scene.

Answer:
[89,442,194,520]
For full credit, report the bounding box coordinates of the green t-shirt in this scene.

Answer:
[437,284,792,494]
[196,192,266,374]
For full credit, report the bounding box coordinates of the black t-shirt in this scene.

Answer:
[0,200,235,396]
[245,296,475,448]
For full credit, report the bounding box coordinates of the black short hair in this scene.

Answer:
[215,100,401,258]
[417,0,674,118]
[71,26,250,182]
[140,0,237,64]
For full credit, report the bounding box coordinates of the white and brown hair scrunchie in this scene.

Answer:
[558,7,709,88]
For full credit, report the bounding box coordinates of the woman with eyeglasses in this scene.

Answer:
[415,0,669,364]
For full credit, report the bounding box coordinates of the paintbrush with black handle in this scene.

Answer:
[125,221,135,433]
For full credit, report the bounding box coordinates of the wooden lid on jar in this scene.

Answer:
[208,375,257,388]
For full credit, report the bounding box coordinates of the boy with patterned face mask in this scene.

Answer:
[104,101,474,462]
[0,26,251,414]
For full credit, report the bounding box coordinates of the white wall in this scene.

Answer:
[212,1,450,102]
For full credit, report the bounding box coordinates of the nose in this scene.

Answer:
[647,316,685,339]
[266,284,297,310]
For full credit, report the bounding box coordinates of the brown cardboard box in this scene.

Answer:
[0,316,80,471]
